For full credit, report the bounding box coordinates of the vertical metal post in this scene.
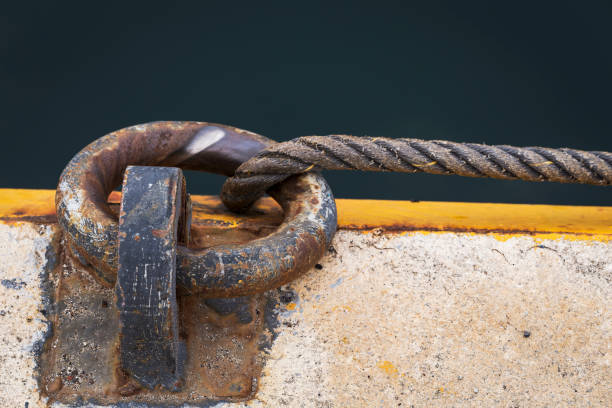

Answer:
[116,166,187,391]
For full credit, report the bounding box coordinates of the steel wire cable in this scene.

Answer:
[221,135,612,212]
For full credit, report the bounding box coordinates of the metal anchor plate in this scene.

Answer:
[43,122,337,405]
[40,168,281,404]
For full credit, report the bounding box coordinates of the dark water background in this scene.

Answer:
[2,1,611,205]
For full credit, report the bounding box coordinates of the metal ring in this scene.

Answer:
[56,121,337,296]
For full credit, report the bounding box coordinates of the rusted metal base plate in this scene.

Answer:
[39,194,287,405]
[39,245,278,405]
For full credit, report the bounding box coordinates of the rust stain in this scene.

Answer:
[53,122,278,284]
[39,244,272,405]
[151,228,167,238]
[0,214,58,224]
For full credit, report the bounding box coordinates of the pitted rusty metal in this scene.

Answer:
[55,121,337,296]
[116,166,186,390]
[177,172,337,297]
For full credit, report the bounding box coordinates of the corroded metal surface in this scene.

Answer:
[177,173,337,297]
[56,122,271,284]
[116,166,186,390]
[39,223,279,405]
[55,122,337,296]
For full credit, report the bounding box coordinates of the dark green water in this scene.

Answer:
[2,1,611,205]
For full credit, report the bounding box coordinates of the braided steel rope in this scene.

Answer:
[221,135,612,211]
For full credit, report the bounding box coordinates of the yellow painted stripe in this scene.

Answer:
[336,199,612,234]
[336,198,612,242]
[0,189,610,241]
[0,189,56,219]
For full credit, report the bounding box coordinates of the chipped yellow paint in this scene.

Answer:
[0,189,56,219]
[412,161,438,167]
[377,360,399,376]
[285,302,297,311]
[0,189,610,241]
[337,198,612,242]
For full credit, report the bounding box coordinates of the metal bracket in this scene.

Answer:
[47,121,338,404]
[116,166,187,390]
[42,163,274,404]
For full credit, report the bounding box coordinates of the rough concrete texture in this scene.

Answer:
[0,222,57,408]
[0,222,610,407]
[246,231,611,408]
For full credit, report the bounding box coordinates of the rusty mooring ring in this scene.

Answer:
[56,121,337,297]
